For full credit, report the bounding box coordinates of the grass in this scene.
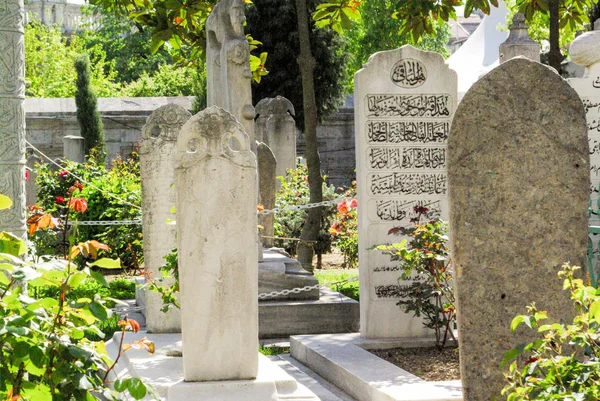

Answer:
[314,268,359,301]
[259,346,290,356]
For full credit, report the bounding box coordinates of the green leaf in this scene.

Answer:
[22,383,52,401]
[0,195,12,210]
[590,300,600,321]
[114,378,128,393]
[127,378,147,400]
[88,301,108,321]
[0,232,26,257]
[69,272,88,288]
[90,258,121,269]
[510,315,526,331]
[90,270,109,287]
[500,345,524,367]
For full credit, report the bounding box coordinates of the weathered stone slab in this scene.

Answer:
[448,57,589,400]
[569,28,600,226]
[258,142,276,248]
[140,103,191,333]
[355,45,456,339]
[63,135,85,163]
[256,96,297,187]
[175,106,258,381]
[0,0,26,238]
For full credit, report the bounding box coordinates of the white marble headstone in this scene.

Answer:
[354,45,457,339]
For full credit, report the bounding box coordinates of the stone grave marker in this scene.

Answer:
[206,0,255,145]
[355,45,456,338]
[569,25,600,225]
[63,135,85,163]
[499,13,540,63]
[256,96,297,187]
[175,106,258,381]
[0,0,26,238]
[448,57,589,400]
[258,142,276,248]
[140,103,191,333]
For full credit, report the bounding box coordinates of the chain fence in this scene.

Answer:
[257,275,359,300]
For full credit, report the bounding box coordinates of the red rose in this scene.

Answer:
[59,170,68,177]
[73,181,84,190]
[55,196,65,204]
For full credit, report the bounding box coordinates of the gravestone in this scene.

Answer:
[569,24,600,226]
[499,13,540,63]
[448,57,589,400]
[258,142,276,248]
[206,0,255,145]
[25,149,39,207]
[175,106,258,381]
[140,103,191,333]
[63,135,85,163]
[0,0,26,238]
[255,96,297,187]
[355,45,457,338]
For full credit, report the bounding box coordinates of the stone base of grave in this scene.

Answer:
[258,249,320,301]
[136,283,359,339]
[290,332,462,401]
[106,332,320,401]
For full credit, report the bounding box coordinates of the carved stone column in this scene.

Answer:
[0,0,26,238]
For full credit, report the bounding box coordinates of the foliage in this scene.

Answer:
[374,206,455,349]
[314,268,359,300]
[501,264,600,400]
[121,62,207,99]
[79,6,173,85]
[342,0,450,91]
[0,194,157,401]
[33,155,143,272]
[258,346,290,355]
[246,0,349,128]
[75,54,107,164]
[329,183,358,268]
[274,165,337,259]
[145,248,180,312]
[24,21,121,98]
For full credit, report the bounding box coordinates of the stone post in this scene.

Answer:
[63,135,85,163]
[258,142,276,248]
[449,58,588,400]
[175,106,258,381]
[354,45,456,339]
[255,96,297,188]
[25,149,39,207]
[499,13,540,63]
[140,104,191,333]
[0,0,26,238]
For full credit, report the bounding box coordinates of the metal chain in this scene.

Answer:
[258,275,358,300]
[67,220,142,226]
[258,197,351,215]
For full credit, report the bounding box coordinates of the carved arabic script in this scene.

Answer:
[391,58,427,88]
[375,199,442,221]
[368,147,445,170]
[366,94,451,118]
[370,173,447,196]
[367,121,448,144]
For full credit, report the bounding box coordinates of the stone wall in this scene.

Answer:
[26,96,357,186]
[25,97,194,163]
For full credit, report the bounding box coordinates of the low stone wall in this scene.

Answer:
[26,97,357,187]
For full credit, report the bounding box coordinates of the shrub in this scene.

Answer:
[273,165,337,265]
[374,206,456,349]
[501,263,600,400]
[329,181,358,268]
[314,268,359,300]
[33,155,142,271]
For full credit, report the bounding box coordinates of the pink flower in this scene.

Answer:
[349,199,357,209]
[25,170,29,181]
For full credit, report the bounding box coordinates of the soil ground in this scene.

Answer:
[370,347,460,382]
[313,251,347,270]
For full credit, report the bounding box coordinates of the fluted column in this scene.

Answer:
[0,0,27,238]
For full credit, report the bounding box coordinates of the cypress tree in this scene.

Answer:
[74,54,106,163]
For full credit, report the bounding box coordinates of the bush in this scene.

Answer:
[33,154,142,271]
[32,277,136,308]
[314,268,359,301]
[501,263,600,400]
[329,181,358,268]
[273,165,337,263]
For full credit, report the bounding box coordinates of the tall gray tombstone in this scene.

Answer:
[174,106,258,382]
[255,96,297,188]
[140,103,191,333]
[499,13,540,63]
[258,142,276,248]
[448,58,589,400]
[569,24,600,226]
[206,0,255,146]
[0,0,26,238]
[355,45,456,339]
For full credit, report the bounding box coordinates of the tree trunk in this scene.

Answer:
[294,0,323,273]
[548,0,562,71]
